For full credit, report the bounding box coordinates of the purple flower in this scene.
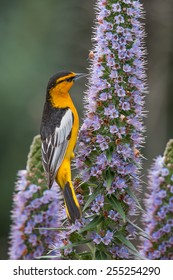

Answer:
[121,101,131,111]
[110,125,118,134]
[110,246,130,259]
[112,3,121,13]
[96,153,108,168]
[100,141,109,151]
[28,234,37,246]
[99,92,108,101]
[108,210,120,221]
[117,87,126,97]
[115,15,125,24]
[92,230,113,245]
[161,168,169,177]
[34,214,43,224]
[91,194,104,213]
[102,230,113,245]
[104,104,119,118]
[92,232,102,245]
[123,64,132,73]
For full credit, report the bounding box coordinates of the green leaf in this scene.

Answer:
[36,255,59,260]
[128,248,146,260]
[48,239,92,254]
[107,195,126,222]
[126,187,144,212]
[83,189,101,211]
[106,149,112,163]
[79,216,104,234]
[37,255,68,260]
[95,250,108,260]
[106,169,114,190]
[114,232,138,253]
[34,227,67,231]
[127,219,151,240]
[78,251,93,260]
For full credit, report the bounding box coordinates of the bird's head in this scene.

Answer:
[47,71,87,95]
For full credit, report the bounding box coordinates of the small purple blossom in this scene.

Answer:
[110,246,130,259]
[121,101,131,111]
[115,15,125,24]
[161,168,169,177]
[100,141,109,151]
[123,64,132,72]
[117,87,126,97]
[92,232,102,244]
[99,92,108,101]
[110,125,118,134]
[108,210,120,221]
[91,194,104,213]
[92,230,113,245]
[104,104,119,118]
[112,3,121,13]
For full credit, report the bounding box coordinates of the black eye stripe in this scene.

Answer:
[66,77,74,82]
[56,77,74,84]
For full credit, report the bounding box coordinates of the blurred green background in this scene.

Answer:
[0,0,173,259]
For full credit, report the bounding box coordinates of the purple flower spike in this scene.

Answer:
[141,140,173,259]
[74,0,146,259]
[9,136,62,260]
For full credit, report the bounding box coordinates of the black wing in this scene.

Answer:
[40,105,74,188]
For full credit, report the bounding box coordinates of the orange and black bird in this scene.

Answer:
[40,71,86,223]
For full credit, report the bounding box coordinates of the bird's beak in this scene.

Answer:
[74,73,88,81]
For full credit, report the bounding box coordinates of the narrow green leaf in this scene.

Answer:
[126,188,144,212]
[106,149,112,163]
[115,232,138,253]
[95,250,108,260]
[78,251,93,260]
[79,216,104,234]
[107,195,126,222]
[36,255,59,259]
[48,239,92,254]
[83,189,101,211]
[37,255,68,260]
[34,227,67,231]
[128,248,146,260]
[106,169,114,190]
[127,219,151,240]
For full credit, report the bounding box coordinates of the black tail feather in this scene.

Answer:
[63,182,81,223]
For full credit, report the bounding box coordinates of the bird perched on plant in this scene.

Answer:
[40,71,87,223]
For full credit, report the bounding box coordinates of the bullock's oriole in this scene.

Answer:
[40,71,86,223]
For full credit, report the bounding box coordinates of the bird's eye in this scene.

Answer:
[66,77,73,82]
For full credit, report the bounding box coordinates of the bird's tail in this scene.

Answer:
[63,181,81,223]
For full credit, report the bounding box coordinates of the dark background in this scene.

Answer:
[0,0,173,259]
